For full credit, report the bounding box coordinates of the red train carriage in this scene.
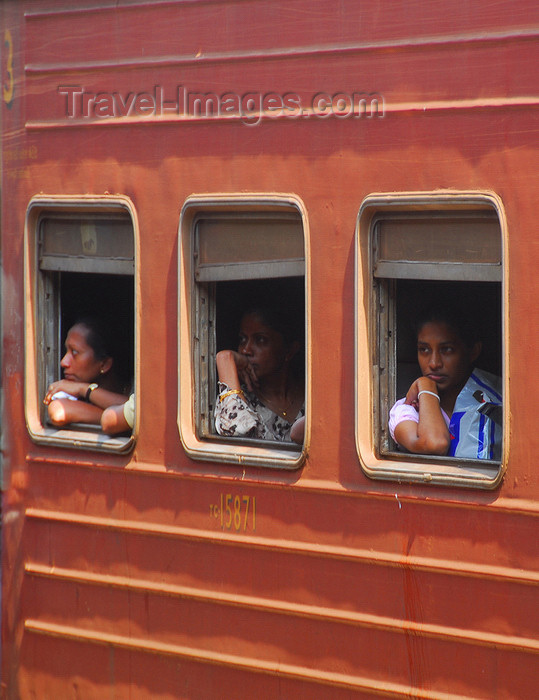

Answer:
[1,1,538,698]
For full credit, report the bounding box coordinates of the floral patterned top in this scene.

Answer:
[214,382,305,442]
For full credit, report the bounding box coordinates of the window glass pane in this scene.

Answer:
[195,215,304,281]
[376,215,500,265]
[40,215,134,273]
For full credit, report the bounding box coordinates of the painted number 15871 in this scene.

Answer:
[209,494,256,532]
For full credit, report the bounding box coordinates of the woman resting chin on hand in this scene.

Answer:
[214,306,305,443]
[389,306,502,461]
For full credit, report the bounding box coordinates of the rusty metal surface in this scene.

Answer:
[2,1,539,698]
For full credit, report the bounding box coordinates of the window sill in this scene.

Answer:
[179,428,305,470]
[361,451,504,489]
[27,423,134,454]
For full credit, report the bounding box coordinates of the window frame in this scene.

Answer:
[355,192,508,489]
[178,194,309,468]
[24,195,139,453]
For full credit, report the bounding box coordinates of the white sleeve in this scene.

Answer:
[388,398,419,440]
[214,383,261,437]
[122,394,135,428]
[51,390,78,402]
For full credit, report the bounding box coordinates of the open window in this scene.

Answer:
[25,197,137,452]
[356,193,506,488]
[178,195,308,468]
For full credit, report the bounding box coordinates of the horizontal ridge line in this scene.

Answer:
[25,562,539,654]
[22,619,487,699]
[24,507,539,586]
[24,27,539,75]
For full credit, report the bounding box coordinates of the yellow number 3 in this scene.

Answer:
[3,29,14,106]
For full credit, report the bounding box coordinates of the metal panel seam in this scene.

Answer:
[24,562,539,654]
[24,28,539,74]
[24,508,539,585]
[23,619,477,700]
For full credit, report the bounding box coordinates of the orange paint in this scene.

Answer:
[2,1,538,698]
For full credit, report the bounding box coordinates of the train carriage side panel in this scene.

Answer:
[1,1,538,698]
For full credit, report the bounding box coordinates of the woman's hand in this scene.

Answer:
[43,379,88,405]
[404,377,439,410]
[404,378,421,410]
[232,351,259,392]
[395,376,448,455]
[216,350,259,392]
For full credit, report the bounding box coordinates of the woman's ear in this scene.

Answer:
[470,341,482,363]
[100,357,113,374]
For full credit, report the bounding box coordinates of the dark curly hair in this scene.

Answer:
[72,316,115,361]
[414,299,481,349]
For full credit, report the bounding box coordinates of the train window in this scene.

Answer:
[178,195,308,468]
[24,197,137,452]
[356,193,506,488]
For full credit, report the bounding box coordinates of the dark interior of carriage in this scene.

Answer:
[59,272,134,397]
